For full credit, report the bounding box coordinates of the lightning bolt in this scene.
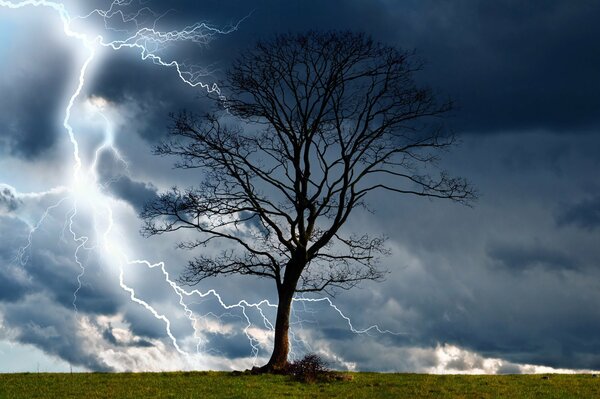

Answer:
[1,0,401,370]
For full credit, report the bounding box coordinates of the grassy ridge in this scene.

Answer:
[0,372,599,398]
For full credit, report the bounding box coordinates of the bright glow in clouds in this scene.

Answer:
[427,344,600,375]
[0,0,400,371]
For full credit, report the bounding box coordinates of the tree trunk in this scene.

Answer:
[262,286,295,372]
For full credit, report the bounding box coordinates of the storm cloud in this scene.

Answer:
[0,12,77,159]
[1,0,600,373]
[0,185,22,214]
[557,196,600,231]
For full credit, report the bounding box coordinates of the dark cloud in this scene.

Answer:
[10,230,121,315]
[0,216,31,301]
[315,132,600,371]
[121,306,170,340]
[97,151,158,212]
[129,0,600,134]
[204,331,256,360]
[0,199,212,371]
[2,297,113,371]
[399,1,600,133]
[0,19,75,159]
[0,210,147,370]
[3,0,600,154]
[102,326,119,345]
[0,210,124,316]
[105,176,158,214]
[0,186,22,213]
[73,0,600,152]
[557,196,600,231]
[0,266,30,302]
[89,48,211,143]
[487,241,578,272]
[0,63,68,159]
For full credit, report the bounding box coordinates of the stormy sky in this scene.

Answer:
[1,0,599,373]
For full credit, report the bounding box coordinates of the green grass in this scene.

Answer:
[0,372,598,398]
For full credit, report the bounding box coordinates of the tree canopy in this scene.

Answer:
[141,31,475,371]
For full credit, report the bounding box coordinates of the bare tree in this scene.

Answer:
[141,31,475,372]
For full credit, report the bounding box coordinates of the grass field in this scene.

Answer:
[1,372,599,398]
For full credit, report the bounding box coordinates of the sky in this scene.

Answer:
[0,0,599,373]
